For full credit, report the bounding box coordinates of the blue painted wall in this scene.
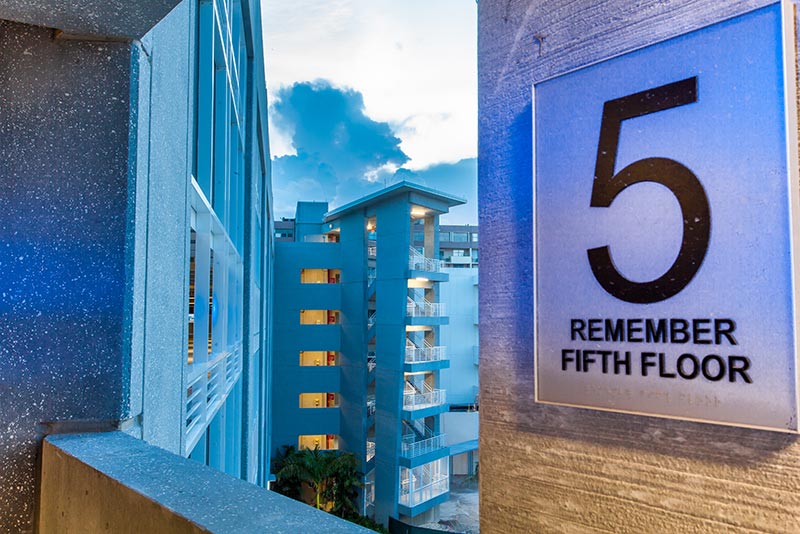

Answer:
[440,268,479,407]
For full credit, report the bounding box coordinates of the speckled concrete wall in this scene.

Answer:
[0,1,182,39]
[0,21,133,532]
[478,1,800,532]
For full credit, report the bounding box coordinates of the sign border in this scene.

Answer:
[532,0,800,433]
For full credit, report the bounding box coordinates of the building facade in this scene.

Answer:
[419,224,479,269]
[440,268,479,477]
[0,0,275,529]
[272,182,465,526]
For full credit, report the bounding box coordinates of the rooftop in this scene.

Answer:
[324,181,466,222]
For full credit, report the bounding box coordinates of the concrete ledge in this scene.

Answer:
[39,432,370,533]
[0,1,182,39]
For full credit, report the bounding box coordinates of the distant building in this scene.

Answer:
[440,268,479,477]
[278,219,479,269]
[271,182,466,526]
[418,224,479,269]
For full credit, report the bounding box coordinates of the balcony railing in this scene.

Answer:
[408,247,441,272]
[367,352,376,372]
[406,301,446,317]
[401,433,447,458]
[403,389,446,410]
[366,440,376,462]
[185,345,242,455]
[399,471,449,508]
[367,245,377,258]
[367,395,376,417]
[405,345,446,363]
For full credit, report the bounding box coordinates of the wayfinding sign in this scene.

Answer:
[533,2,800,432]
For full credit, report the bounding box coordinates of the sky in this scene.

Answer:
[261,0,477,224]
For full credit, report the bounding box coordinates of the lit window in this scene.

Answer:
[300,351,338,366]
[299,393,339,408]
[300,310,340,325]
[300,269,341,284]
[298,434,339,451]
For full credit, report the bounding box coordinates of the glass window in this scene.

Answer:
[471,232,478,242]
[452,232,469,242]
[413,232,424,242]
[439,232,450,242]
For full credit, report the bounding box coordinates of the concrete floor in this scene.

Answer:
[420,477,479,534]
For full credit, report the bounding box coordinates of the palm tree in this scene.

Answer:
[325,452,362,518]
[274,446,363,514]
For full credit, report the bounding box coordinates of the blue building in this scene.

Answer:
[0,0,295,529]
[440,268,479,477]
[272,182,465,526]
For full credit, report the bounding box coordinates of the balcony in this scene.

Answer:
[405,345,446,363]
[401,433,447,459]
[367,352,376,372]
[403,388,446,411]
[408,247,441,272]
[399,458,449,510]
[399,474,449,509]
[406,300,446,317]
[367,395,376,417]
[366,440,376,463]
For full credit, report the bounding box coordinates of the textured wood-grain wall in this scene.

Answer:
[478,1,800,532]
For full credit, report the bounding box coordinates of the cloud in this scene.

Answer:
[390,158,477,225]
[271,81,408,215]
[270,81,477,224]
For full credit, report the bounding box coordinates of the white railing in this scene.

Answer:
[408,247,441,272]
[406,300,446,317]
[368,311,376,327]
[403,389,446,410]
[367,352,376,372]
[401,433,447,458]
[399,460,449,508]
[366,440,376,462]
[399,476,449,507]
[405,345,447,363]
[185,344,243,454]
[367,246,377,257]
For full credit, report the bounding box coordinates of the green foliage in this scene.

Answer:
[272,445,363,515]
[347,514,390,533]
[270,445,302,500]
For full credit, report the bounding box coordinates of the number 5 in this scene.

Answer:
[589,77,710,304]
